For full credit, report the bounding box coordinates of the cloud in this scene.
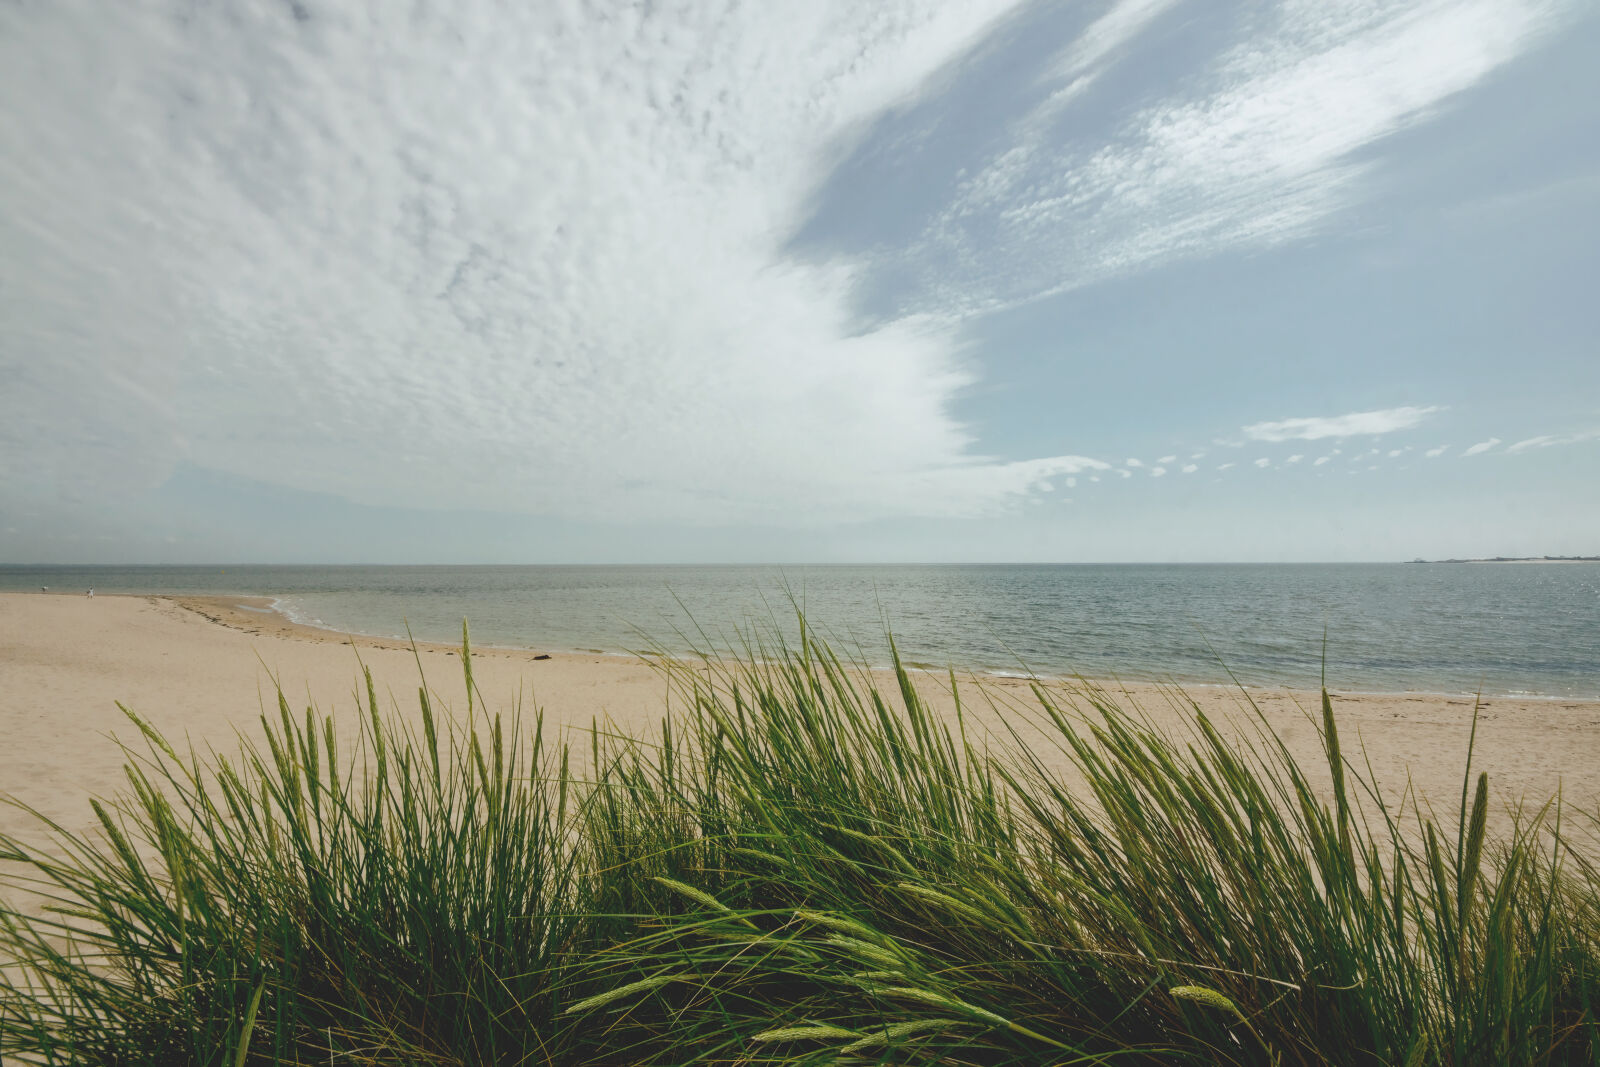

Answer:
[1125,458,1144,467]
[1313,456,1331,466]
[5,1,1588,545]
[1181,463,1197,474]
[1045,0,1186,88]
[1506,430,1600,453]
[1387,447,1408,457]
[6,0,1143,527]
[1157,454,1176,464]
[875,454,1112,517]
[1243,405,1441,442]
[1217,462,1235,471]
[1117,468,1133,478]
[1425,445,1448,457]
[1286,454,1303,464]
[1254,457,1271,468]
[1150,466,1167,477]
[885,0,1576,317]
[1463,438,1502,456]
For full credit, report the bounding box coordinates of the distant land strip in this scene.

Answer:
[1409,555,1600,563]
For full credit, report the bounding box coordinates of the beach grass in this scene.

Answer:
[2,620,1597,1064]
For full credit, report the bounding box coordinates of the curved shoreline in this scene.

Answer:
[2,591,1597,854]
[180,592,1596,703]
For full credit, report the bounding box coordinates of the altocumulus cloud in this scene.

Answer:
[0,0,1111,526]
[1243,406,1441,442]
[1506,430,1600,453]
[1,1,1580,530]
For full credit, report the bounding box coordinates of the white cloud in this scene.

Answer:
[1125,458,1145,467]
[1425,445,1448,457]
[1117,468,1133,478]
[6,0,1138,526]
[1463,438,1502,457]
[872,454,1113,517]
[1065,476,1077,488]
[1503,429,1600,454]
[5,1,1588,545]
[1150,466,1167,477]
[1181,463,1197,473]
[1254,457,1272,468]
[1157,454,1176,464]
[1243,405,1441,442]
[1189,451,1206,460]
[895,0,1576,315]
[1286,454,1304,464]
[1046,0,1185,86]
[1387,447,1408,457]
[1313,456,1331,466]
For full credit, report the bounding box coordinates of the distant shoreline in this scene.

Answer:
[1410,556,1600,564]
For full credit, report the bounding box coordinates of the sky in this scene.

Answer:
[1,0,1596,563]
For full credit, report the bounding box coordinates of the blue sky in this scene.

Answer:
[1,0,1596,562]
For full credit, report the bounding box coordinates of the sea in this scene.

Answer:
[2,564,1596,699]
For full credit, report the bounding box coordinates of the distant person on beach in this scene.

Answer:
[87,588,94,598]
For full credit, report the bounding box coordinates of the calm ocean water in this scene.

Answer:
[3,564,1596,698]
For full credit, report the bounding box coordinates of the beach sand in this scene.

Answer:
[2,591,1597,853]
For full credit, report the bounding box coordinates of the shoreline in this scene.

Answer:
[2,591,1597,851]
[170,592,1592,703]
[10,590,1597,704]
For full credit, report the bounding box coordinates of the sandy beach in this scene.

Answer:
[3,591,1598,851]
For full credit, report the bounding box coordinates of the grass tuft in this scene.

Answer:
[2,616,1597,1064]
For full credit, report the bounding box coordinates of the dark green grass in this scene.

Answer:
[2,621,1596,1064]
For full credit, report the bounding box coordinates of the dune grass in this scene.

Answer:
[2,620,1597,1064]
